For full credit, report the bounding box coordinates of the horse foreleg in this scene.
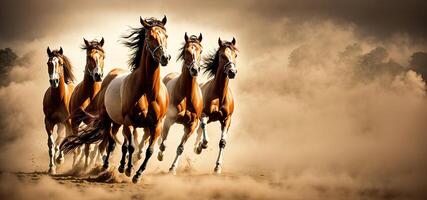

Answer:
[55,123,66,165]
[157,118,173,161]
[195,116,209,154]
[169,122,197,174]
[118,126,131,174]
[214,118,231,174]
[103,123,118,169]
[133,123,161,184]
[136,128,150,161]
[125,126,136,177]
[45,118,56,174]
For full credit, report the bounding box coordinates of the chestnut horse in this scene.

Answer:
[69,38,105,169]
[157,33,203,174]
[194,38,238,174]
[43,47,75,174]
[61,16,170,183]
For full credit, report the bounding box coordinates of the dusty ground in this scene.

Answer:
[0,166,418,200]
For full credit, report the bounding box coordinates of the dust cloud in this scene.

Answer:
[0,1,427,199]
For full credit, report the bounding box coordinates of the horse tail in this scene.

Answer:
[60,114,109,155]
[162,72,179,85]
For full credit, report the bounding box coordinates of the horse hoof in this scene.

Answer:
[102,164,109,170]
[48,168,56,175]
[55,157,64,165]
[214,166,222,174]
[132,175,140,184]
[157,152,164,161]
[201,141,208,149]
[195,147,202,154]
[168,168,177,175]
[125,168,132,177]
[118,165,125,173]
[137,152,143,160]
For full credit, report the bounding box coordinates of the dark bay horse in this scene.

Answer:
[61,16,170,183]
[43,47,75,174]
[157,33,203,174]
[69,38,105,168]
[194,38,238,174]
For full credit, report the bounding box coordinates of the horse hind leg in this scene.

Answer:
[45,118,56,174]
[55,123,66,165]
[103,122,117,169]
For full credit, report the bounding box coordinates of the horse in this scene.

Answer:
[69,38,105,169]
[61,16,170,183]
[43,47,75,174]
[193,37,238,174]
[157,33,204,174]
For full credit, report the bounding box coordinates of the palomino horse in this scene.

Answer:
[157,33,203,174]
[194,38,238,174]
[43,47,75,174]
[61,16,170,183]
[69,38,105,169]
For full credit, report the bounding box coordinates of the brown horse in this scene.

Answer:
[61,16,170,183]
[194,38,238,174]
[157,33,203,174]
[69,38,105,168]
[43,47,75,174]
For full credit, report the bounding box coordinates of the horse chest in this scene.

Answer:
[128,97,159,127]
[175,98,197,124]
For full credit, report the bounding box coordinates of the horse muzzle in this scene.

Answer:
[228,69,237,79]
[160,53,171,66]
[49,79,59,88]
[93,72,103,82]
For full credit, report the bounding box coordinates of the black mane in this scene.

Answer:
[202,41,238,78]
[122,18,165,70]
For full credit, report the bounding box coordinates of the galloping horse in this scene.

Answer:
[157,33,203,174]
[61,16,170,183]
[194,38,238,174]
[43,47,75,174]
[69,38,105,168]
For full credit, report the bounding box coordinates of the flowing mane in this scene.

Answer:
[202,41,238,78]
[122,18,166,70]
[51,50,76,83]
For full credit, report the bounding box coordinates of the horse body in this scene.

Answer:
[61,16,170,183]
[194,38,238,174]
[69,38,105,168]
[156,33,204,174]
[43,47,75,174]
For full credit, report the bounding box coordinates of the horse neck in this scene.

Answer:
[134,48,161,98]
[179,64,198,97]
[213,61,229,103]
[50,73,67,100]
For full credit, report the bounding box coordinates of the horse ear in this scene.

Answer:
[59,47,63,55]
[231,37,236,45]
[184,32,189,42]
[161,15,167,25]
[140,16,149,27]
[100,37,105,47]
[84,38,90,47]
[198,33,203,42]
[47,47,52,56]
[218,37,224,47]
